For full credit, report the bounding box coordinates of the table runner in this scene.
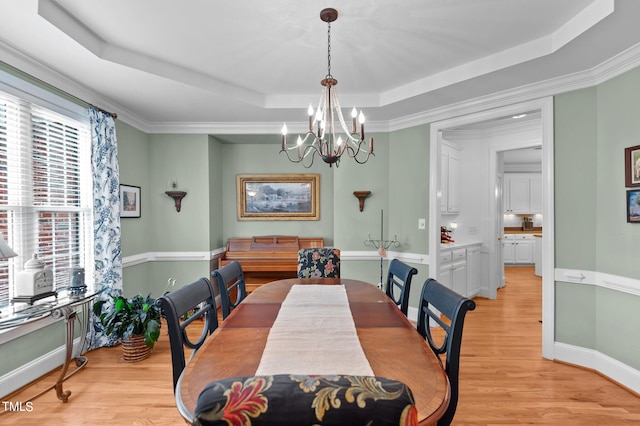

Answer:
[255,285,374,376]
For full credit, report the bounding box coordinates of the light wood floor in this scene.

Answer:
[3,266,639,425]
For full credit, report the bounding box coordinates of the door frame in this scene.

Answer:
[429,96,555,359]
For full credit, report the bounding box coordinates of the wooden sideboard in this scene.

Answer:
[218,235,324,292]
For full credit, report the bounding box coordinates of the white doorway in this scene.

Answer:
[429,97,555,359]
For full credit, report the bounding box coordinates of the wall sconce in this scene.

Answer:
[353,191,371,212]
[165,182,187,212]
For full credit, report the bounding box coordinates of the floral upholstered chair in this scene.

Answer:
[192,374,418,426]
[297,248,341,278]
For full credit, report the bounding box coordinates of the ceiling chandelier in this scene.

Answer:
[280,8,374,168]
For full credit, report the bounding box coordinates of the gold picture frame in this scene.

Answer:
[237,174,319,221]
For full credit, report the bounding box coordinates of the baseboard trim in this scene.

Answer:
[554,341,640,394]
[0,337,83,398]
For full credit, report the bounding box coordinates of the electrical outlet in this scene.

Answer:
[418,218,426,229]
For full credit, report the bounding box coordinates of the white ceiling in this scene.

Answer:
[1,0,639,134]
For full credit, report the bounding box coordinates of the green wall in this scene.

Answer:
[553,88,598,271]
[217,137,336,242]
[554,67,640,369]
[5,61,640,387]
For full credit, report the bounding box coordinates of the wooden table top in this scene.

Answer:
[176,278,450,425]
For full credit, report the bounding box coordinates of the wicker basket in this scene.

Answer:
[122,334,151,363]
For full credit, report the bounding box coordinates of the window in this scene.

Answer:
[0,89,93,307]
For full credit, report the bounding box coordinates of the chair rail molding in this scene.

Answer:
[554,268,640,297]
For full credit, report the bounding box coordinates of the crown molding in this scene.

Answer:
[3,36,640,135]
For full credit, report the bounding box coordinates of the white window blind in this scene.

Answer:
[0,89,93,307]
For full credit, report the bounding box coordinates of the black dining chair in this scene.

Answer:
[417,278,476,426]
[211,260,247,320]
[385,259,418,316]
[156,277,219,392]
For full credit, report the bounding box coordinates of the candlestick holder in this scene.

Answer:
[364,210,400,287]
[364,233,399,257]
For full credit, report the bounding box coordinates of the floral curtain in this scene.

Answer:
[88,107,123,349]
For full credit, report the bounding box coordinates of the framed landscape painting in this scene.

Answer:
[120,184,141,218]
[624,144,640,187]
[237,174,319,221]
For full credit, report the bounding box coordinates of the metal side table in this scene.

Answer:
[0,290,101,403]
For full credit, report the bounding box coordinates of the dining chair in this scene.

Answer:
[297,247,341,278]
[211,260,247,320]
[385,259,418,316]
[416,278,476,426]
[192,374,418,425]
[156,277,219,392]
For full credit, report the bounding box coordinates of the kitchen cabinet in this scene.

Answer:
[439,248,467,296]
[503,234,534,264]
[529,175,542,213]
[440,142,461,214]
[503,173,541,214]
[466,245,482,297]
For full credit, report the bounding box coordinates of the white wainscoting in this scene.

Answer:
[554,267,640,393]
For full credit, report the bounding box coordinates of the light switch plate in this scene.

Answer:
[418,218,426,229]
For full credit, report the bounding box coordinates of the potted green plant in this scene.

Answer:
[92,293,162,362]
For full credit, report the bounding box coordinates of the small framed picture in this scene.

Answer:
[626,189,640,223]
[120,184,141,218]
[624,144,640,187]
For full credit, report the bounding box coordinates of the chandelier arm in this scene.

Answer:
[279,146,317,168]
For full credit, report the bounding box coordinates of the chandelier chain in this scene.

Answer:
[327,21,332,78]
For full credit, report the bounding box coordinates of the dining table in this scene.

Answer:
[176,277,450,425]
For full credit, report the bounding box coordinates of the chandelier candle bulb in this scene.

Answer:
[308,105,314,130]
[351,107,358,133]
[281,123,287,150]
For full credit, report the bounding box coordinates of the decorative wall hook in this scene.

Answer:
[353,191,371,212]
[165,191,187,212]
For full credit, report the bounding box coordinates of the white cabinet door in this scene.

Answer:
[441,142,461,214]
[466,246,481,297]
[504,173,542,214]
[447,151,460,213]
[506,176,530,213]
[503,237,515,263]
[451,261,467,296]
[439,248,467,296]
[440,152,449,214]
[529,175,542,213]
[514,240,533,263]
[439,264,452,290]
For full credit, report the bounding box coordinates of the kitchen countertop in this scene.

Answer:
[440,240,482,250]
[504,227,542,235]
